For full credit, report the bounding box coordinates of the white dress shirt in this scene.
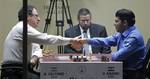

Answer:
[3,21,72,63]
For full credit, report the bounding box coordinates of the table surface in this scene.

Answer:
[40,54,121,63]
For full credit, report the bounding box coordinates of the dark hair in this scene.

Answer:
[115,9,135,26]
[77,8,91,19]
[18,5,35,21]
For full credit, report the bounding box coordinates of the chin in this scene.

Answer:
[32,25,38,28]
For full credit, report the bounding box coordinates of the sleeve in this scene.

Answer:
[112,37,138,61]
[87,34,118,47]
[27,26,71,45]
[31,43,43,57]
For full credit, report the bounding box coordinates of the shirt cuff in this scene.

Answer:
[32,49,43,57]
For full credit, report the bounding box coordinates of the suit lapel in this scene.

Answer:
[89,25,96,38]
[74,25,81,36]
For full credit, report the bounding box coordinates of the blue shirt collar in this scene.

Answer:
[121,26,136,38]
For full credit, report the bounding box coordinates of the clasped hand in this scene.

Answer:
[70,37,88,51]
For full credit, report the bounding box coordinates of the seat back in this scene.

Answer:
[143,38,150,78]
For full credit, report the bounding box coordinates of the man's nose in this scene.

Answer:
[83,21,88,24]
[38,17,40,21]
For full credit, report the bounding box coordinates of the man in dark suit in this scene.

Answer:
[64,8,111,54]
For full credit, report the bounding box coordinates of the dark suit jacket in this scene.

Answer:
[64,23,111,54]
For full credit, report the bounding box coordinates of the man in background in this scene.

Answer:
[64,8,111,54]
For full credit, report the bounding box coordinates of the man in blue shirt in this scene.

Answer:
[79,9,146,79]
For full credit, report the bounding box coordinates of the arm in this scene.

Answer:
[112,37,143,61]
[30,43,42,67]
[27,26,73,45]
[87,35,118,47]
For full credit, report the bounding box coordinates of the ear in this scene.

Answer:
[123,20,128,26]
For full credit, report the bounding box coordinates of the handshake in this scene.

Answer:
[70,37,88,51]
[70,38,87,44]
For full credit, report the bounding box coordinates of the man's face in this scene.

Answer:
[78,14,91,31]
[114,17,127,33]
[27,8,40,28]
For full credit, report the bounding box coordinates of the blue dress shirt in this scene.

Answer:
[87,26,146,70]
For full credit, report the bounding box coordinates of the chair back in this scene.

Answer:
[143,38,150,78]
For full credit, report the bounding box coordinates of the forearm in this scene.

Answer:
[29,34,72,45]
[87,38,109,46]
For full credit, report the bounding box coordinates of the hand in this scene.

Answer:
[71,43,82,51]
[70,35,82,44]
[78,38,88,45]
[70,38,88,45]
[70,38,83,51]
[30,55,39,67]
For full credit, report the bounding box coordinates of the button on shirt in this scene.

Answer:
[87,26,146,70]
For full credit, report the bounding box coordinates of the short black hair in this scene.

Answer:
[115,9,135,26]
[77,8,91,19]
[18,5,35,21]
